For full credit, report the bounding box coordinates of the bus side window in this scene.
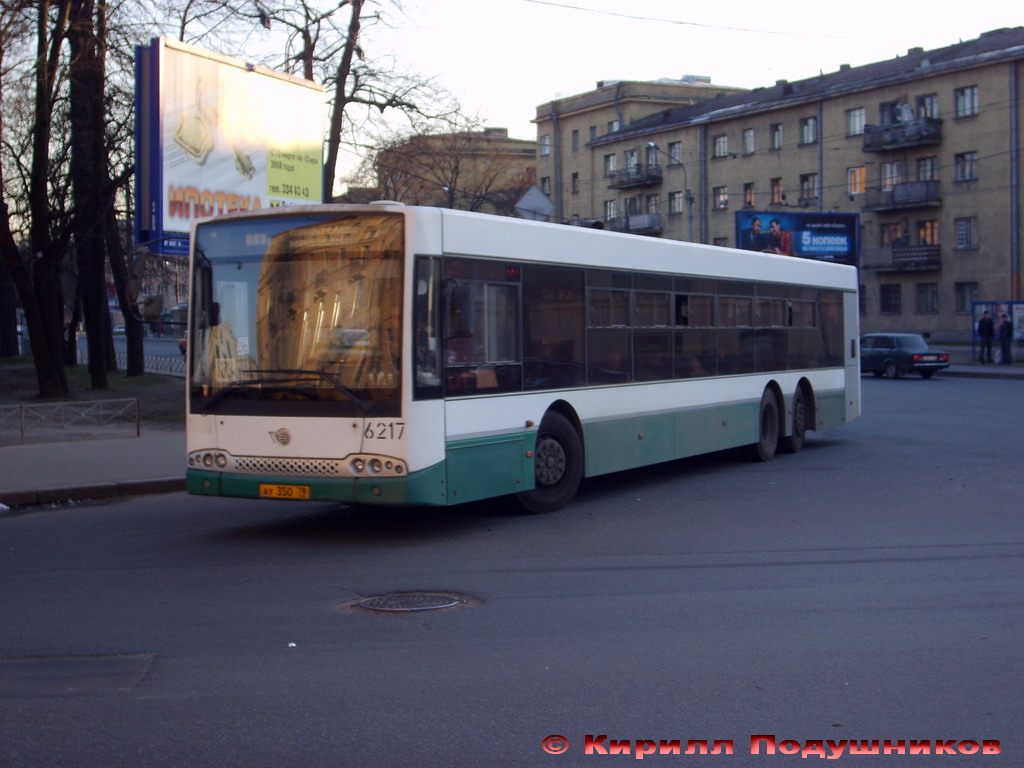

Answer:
[414,258,443,399]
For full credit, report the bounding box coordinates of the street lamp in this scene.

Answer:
[647,141,694,242]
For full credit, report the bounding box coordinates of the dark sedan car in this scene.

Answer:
[860,333,950,379]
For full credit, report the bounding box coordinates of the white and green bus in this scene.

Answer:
[185,202,860,512]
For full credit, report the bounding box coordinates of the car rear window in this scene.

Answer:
[897,335,929,351]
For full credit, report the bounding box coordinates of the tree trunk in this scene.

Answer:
[322,0,363,200]
[105,184,145,376]
[69,0,110,388]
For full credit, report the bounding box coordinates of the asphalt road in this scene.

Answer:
[1,376,1020,767]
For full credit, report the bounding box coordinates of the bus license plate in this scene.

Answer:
[259,483,311,500]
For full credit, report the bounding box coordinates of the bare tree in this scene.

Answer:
[0,0,76,397]
[369,116,536,216]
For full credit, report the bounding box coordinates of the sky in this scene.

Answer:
[362,0,1021,141]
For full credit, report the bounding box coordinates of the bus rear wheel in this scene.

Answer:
[516,412,583,513]
[746,388,780,462]
[781,386,808,454]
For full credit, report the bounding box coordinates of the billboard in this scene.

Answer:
[735,211,859,267]
[135,39,326,254]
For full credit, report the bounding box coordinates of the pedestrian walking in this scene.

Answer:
[977,310,995,363]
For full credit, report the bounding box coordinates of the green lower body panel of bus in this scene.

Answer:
[186,429,536,507]
[583,388,848,477]
[187,461,450,506]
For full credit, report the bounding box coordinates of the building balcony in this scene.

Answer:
[862,117,942,152]
[861,243,942,271]
[609,213,664,235]
[607,165,663,189]
[863,180,941,211]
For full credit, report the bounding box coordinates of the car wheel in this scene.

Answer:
[515,412,583,513]
[884,361,900,379]
[746,388,780,462]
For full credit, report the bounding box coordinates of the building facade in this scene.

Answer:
[534,28,1024,341]
[371,127,536,217]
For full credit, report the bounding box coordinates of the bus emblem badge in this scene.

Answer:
[270,429,291,446]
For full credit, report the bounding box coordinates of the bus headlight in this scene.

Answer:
[350,458,366,474]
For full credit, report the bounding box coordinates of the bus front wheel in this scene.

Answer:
[516,412,583,513]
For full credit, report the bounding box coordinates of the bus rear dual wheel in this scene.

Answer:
[748,386,807,462]
[516,412,583,513]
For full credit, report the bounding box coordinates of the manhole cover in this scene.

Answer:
[340,591,480,614]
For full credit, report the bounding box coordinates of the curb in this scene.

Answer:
[1,477,185,512]
[945,370,1024,380]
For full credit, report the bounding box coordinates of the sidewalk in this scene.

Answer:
[0,430,185,510]
[1,354,1021,511]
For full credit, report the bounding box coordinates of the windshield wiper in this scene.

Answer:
[197,376,309,411]
[242,368,372,412]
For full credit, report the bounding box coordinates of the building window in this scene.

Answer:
[800,173,819,202]
[742,128,755,154]
[606,119,620,133]
[770,124,783,150]
[713,134,728,158]
[846,107,865,136]
[917,157,937,181]
[645,194,659,214]
[955,217,978,249]
[713,185,728,209]
[955,282,979,312]
[603,154,617,176]
[743,182,755,207]
[917,93,939,118]
[881,222,905,246]
[540,177,551,196]
[571,129,580,152]
[799,117,817,144]
[916,283,939,314]
[881,161,903,191]
[645,144,658,170]
[603,200,617,220]
[847,167,866,195]
[879,100,898,123]
[954,85,979,117]
[917,220,939,245]
[955,151,978,181]
[667,141,682,165]
[539,135,551,156]
[571,172,580,194]
[771,177,784,204]
[668,191,684,214]
[624,149,639,172]
[880,284,902,314]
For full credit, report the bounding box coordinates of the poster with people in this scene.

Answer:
[735,211,858,266]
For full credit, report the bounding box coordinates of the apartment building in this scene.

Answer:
[534,28,1024,341]
[535,76,746,226]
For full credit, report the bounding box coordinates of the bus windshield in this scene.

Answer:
[188,212,404,417]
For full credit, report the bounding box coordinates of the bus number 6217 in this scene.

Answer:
[365,422,405,440]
